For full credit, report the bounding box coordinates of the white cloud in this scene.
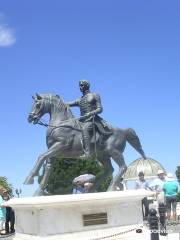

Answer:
[0,24,16,47]
[0,13,16,47]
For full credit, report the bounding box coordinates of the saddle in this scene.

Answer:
[59,118,112,144]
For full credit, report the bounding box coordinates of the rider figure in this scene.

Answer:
[66,80,103,158]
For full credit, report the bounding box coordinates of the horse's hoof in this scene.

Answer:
[107,186,114,192]
[24,176,34,185]
[33,189,44,196]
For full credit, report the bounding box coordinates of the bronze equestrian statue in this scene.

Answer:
[24,80,146,196]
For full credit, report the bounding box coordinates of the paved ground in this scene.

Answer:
[1,224,179,240]
[167,221,180,234]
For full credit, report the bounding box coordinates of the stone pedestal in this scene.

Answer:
[3,190,153,240]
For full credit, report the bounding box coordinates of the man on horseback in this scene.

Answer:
[25,86,146,195]
[66,80,111,159]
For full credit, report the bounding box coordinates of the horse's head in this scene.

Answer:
[28,93,74,124]
[28,93,45,124]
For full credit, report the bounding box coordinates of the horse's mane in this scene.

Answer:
[40,93,74,119]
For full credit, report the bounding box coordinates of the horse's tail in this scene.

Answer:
[125,128,146,159]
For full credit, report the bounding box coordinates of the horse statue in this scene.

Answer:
[24,93,146,195]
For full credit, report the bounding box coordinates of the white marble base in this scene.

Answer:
[3,190,153,240]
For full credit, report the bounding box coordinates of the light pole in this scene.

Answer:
[15,188,22,198]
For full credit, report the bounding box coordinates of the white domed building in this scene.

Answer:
[124,157,166,188]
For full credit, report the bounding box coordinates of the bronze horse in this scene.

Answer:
[24,94,146,195]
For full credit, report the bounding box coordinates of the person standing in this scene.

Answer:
[149,169,166,204]
[163,173,178,221]
[72,181,85,194]
[0,188,6,234]
[135,171,150,220]
[84,182,94,193]
[2,190,15,234]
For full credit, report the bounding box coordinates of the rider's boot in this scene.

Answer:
[80,133,92,159]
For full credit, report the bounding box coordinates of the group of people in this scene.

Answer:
[73,181,94,194]
[135,170,179,221]
[0,187,15,235]
[72,169,179,223]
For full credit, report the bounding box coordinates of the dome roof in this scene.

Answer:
[124,157,166,181]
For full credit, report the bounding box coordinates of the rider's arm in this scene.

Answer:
[88,94,103,117]
[66,99,80,107]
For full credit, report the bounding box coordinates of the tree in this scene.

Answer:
[0,176,13,194]
[175,166,180,202]
[175,166,180,182]
[44,158,111,195]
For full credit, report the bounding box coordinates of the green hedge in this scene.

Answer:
[177,192,180,202]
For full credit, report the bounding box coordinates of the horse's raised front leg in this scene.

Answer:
[24,141,64,185]
[33,159,52,196]
[107,150,127,191]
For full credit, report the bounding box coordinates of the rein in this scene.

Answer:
[37,120,83,132]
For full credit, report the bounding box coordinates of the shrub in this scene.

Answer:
[177,192,180,202]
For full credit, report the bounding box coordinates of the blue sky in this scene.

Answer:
[0,0,180,196]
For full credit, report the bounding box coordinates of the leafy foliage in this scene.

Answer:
[0,176,13,194]
[175,166,180,181]
[175,167,180,202]
[177,192,180,202]
[45,158,111,195]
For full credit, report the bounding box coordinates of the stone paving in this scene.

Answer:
[2,224,179,240]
